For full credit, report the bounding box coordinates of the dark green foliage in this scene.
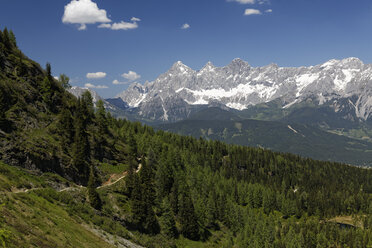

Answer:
[159,109,372,166]
[57,108,74,152]
[94,100,108,161]
[2,28,12,50]
[159,197,177,238]
[59,74,71,89]
[87,166,102,210]
[178,187,199,240]
[130,159,159,234]
[0,88,7,131]
[71,98,91,183]
[46,62,52,79]
[8,30,17,48]
[40,76,52,104]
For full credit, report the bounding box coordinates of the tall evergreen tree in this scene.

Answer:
[94,100,108,161]
[2,28,11,50]
[71,99,90,182]
[8,30,17,48]
[59,74,71,89]
[178,188,199,240]
[46,62,52,79]
[159,197,177,238]
[87,166,102,210]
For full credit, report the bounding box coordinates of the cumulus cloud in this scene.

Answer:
[112,79,131,85]
[131,17,141,22]
[86,72,107,79]
[228,0,255,4]
[265,9,273,13]
[181,23,190,29]
[121,71,141,81]
[62,0,111,30]
[84,83,108,89]
[244,9,262,15]
[98,18,140,30]
[227,0,270,4]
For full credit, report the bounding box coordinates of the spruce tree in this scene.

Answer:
[72,99,90,182]
[131,174,146,230]
[159,197,177,238]
[94,100,108,161]
[140,159,159,234]
[8,30,17,48]
[2,28,11,50]
[178,188,199,240]
[57,108,74,152]
[87,166,102,210]
[59,74,71,89]
[46,62,52,79]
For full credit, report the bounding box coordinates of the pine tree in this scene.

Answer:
[46,62,52,79]
[159,197,177,238]
[8,30,17,48]
[131,173,146,230]
[57,108,74,152]
[95,100,108,161]
[87,166,102,210]
[71,99,90,182]
[2,28,12,50]
[178,188,199,240]
[59,74,71,89]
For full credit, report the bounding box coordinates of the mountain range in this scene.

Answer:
[116,57,372,123]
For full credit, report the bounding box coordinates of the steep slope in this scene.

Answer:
[0,32,128,184]
[158,108,372,166]
[117,58,372,122]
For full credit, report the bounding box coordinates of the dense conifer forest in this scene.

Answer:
[0,29,371,247]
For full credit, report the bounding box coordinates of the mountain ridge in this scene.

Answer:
[117,57,372,122]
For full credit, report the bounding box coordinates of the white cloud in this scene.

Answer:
[131,17,141,22]
[265,9,272,13]
[54,76,59,80]
[62,0,111,30]
[112,79,131,85]
[228,0,255,4]
[86,72,107,79]
[181,23,190,29]
[244,9,262,15]
[98,19,140,30]
[97,23,111,28]
[84,83,108,89]
[258,0,270,4]
[121,71,141,81]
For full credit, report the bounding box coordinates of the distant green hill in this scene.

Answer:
[159,107,372,166]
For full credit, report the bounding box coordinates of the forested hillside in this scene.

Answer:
[0,29,371,248]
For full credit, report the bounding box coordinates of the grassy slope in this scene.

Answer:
[0,162,238,248]
[0,162,129,248]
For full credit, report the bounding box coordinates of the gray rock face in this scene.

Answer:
[117,57,372,122]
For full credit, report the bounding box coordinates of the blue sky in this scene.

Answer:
[1,0,372,98]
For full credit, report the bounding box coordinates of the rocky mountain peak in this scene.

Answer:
[116,57,372,122]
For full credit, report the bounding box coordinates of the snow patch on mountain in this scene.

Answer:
[116,57,372,121]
